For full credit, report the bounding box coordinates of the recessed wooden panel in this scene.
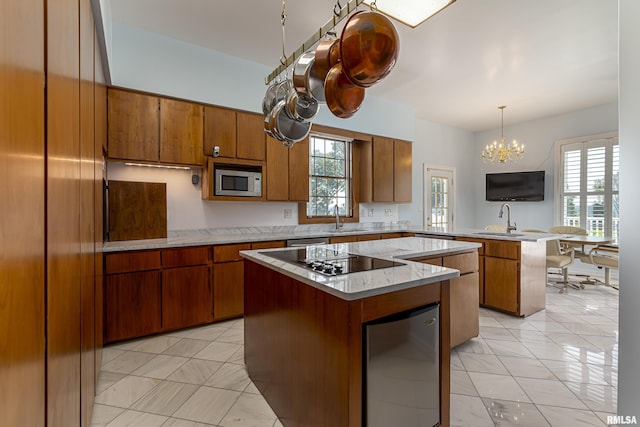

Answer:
[380,232,403,239]
[356,233,381,241]
[213,261,244,319]
[443,251,479,275]
[108,180,167,241]
[449,272,480,348]
[372,136,394,202]
[393,139,412,203]
[160,98,204,165]
[485,240,520,260]
[266,135,289,201]
[105,250,161,274]
[0,0,46,425]
[213,243,251,262]
[251,241,286,250]
[484,257,519,314]
[289,136,310,201]
[161,246,210,268]
[236,111,265,161]
[162,266,213,329]
[107,88,159,161]
[204,106,236,158]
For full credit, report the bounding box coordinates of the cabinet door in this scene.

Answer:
[289,135,309,201]
[266,135,289,201]
[162,265,213,330]
[107,89,159,162]
[213,261,244,319]
[204,106,236,158]
[450,272,480,348]
[236,112,265,161]
[372,136,394,201]
[484,257,519,313]
[357,234,381,241]
[160,98,204,165]
[251,240,286,250]
[104,270,161,342]
[329,235,358,243]
[393,139,412,202]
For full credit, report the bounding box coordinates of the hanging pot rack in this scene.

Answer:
[265,0,366,85]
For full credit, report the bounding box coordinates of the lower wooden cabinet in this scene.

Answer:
[105,270,161,342]
[162,265,213,330]
[213,261,244,320]
[484,256,519,313]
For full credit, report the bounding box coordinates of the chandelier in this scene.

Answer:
[481,106,525,163]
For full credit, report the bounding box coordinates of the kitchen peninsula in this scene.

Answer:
[240,237,481,427]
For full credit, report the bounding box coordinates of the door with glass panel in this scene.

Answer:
[424,166,454,231]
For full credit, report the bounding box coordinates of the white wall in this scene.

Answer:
[471,103,618,230]
[617,0,640,416]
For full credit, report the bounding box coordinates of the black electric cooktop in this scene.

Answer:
[262,247,404,276]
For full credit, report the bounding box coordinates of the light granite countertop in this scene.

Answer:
[240,237,482,301]
[102,223,559,253]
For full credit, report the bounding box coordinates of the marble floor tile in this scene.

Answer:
[131,381,199,416]
[101,348,127,366]
[522,340,579,362]
[537,405,607,427]
[450,394,494,427]
[450,370,478,396]
[540,359,609,385]
[90,404,125,426]
[103,409,167,427]
[563,382,617,413]
[496,318,538,330]
[131,336,183,354]
[468,372,531,403]
[484,339,536,358]
[478,317,505,328]
[184,325,230,341]
[454,337,495,355]
[458,352,509,375]
[101,351,157,374]
[450,350,464,371]
[506,328,550,344]
[194,341,242,362]
[95,375,161,408]
[172,386,240,425]
[244,382,260,395]
[97,371,127,394]
[204,363,251,392]
[546,332,600,350]
[167,359,223,385]
[219,393,277,427]
[528,320,571,333]
[226,346,246,365]
[479,326,516,341]
[161,419,216,427]
[515,377,588,409]
[482,398,550,427]
[497,355,555,380]
[163,338,211,358]
[216,328,244,345]
[132,354,189,379]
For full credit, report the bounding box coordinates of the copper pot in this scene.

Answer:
[340,10,399,88]
[314,38,340,82]
[324,62,365,119]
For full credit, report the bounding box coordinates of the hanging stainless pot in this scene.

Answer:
[268,98,312,144]
[285,89,319,122]
[262,82,280,115]
[293,51,326,103]
[340,10,399,88]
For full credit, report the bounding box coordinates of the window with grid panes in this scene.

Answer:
[306,134,353,218]
[555,133,619,241]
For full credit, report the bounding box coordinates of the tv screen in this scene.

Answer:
[486,171,545,201]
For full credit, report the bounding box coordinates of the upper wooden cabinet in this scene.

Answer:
[358,136,412,203]
[204,107,265,161]
[108,89,159,162]
[160,98,204,165]
[107,88,204,166]
[265,135,309,201]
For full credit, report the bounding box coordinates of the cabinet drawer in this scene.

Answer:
[162,246,210,268]
[105,250,161,274]
[380,232,403,239]
[251,240,286,250]
[443,251,478,275]
[455,237,485,255]
[415,256,443,267]
[484,240,520,260]
[213,243,251,262]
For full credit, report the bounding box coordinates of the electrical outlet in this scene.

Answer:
[368,209,374,217]
[284,208,292,219]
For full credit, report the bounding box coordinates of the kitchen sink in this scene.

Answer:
[328,228,368,234]
[475,231,524,237]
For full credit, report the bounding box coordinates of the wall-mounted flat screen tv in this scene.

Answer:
[486,171,545,201]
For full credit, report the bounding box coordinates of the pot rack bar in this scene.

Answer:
[265,0,365,84]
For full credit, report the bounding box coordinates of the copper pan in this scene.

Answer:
[340,10,399,88]
[314,38,340,82]
[324,62,365,119]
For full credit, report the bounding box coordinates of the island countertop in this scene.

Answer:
[240,237,481,301]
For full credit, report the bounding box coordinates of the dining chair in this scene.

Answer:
[546,239,582,293]
[580,244,619,289]
[484,224,507,231]
[548,225,589,254]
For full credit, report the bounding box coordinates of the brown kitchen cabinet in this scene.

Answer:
[107,88,204,166]
[237,112,266,161]
[266,134,309,201]
[411,249,479,348]
[108,88,159,162]
[358,136,412,203]
[204,105,236,158]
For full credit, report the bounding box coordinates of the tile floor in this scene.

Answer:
[91,282,619,427]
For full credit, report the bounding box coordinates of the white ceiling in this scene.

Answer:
[105,0,618,132]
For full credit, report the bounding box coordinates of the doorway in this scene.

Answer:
[424,165,455,231]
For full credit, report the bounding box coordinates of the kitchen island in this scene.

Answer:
[240,237,480,427]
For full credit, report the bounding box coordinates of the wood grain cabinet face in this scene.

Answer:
[372,136,394,202]
[107,89,159,162]
[359,137,412,203]
[204,106,236,158]
[160,98,204,166]
[162,265,213,330]
[393,139,412,203]
[266,135,289,201]
[236,112,265,161]
[484,256,519,313]
[213,261,244,320]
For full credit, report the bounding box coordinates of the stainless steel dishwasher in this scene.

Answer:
[364,303,440,427]
[285,237,330,247]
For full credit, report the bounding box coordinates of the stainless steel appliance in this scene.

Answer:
[214,167,262,197]
[262,247,404,276]
[364,304,440,427]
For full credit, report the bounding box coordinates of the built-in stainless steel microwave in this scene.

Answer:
[214,167,262,197]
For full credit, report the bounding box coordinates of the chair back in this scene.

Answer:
[485,224,507,231]
[546,239,563,256]
[548,226,587,235]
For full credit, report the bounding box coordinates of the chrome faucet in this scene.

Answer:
[334,204,343,230]
[498,203,517,233]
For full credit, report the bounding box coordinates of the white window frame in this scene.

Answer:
[554,131,619,238]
